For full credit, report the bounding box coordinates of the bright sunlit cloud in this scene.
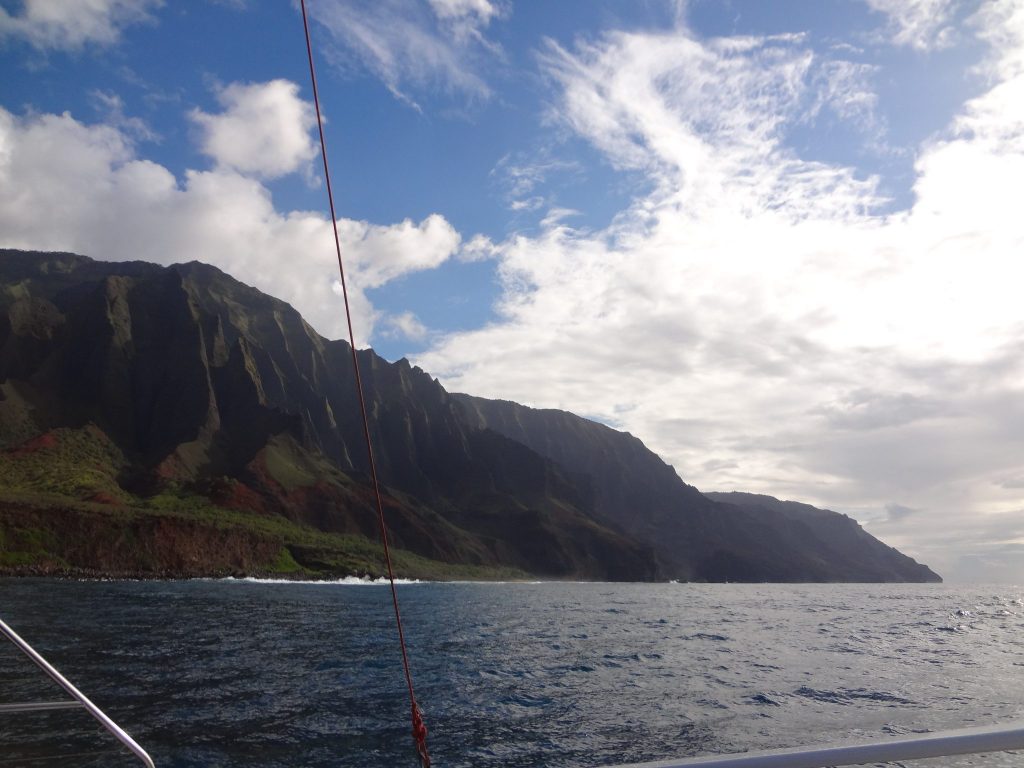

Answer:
[414,2,1024,582]
[0,83,461,345]
[189,80,318,180]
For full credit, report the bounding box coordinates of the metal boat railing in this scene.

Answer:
[0,616,155,768]
[608,721,1024,767]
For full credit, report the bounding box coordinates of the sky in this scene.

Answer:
[1,0,1022,583]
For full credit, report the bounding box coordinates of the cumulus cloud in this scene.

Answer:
[189,80,318,180]
[414,12,1024,580]
[336,214,461,289]
[0,96,460,345]
[309,0,503,108]
[863,0,959,51]
[0,0,161,50]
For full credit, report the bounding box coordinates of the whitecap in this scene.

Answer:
[214,575,422,586]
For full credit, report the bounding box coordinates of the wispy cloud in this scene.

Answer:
[428,0,501,24]
[807,59,889,150]
[459,233,500,262]
[310,0,505,109]
[539,30,885,220]
[491,151,583,211]
[382,311,430,341]
[428,0,504,48]
[0,0,161,51]
[863,0,960,51]
[89,90,160,143]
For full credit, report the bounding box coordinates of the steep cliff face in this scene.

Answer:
[0,250,939,582]
[452,394,717,574]
[454,395,941,582]
[704,492,940,582]
[0,250,659,580]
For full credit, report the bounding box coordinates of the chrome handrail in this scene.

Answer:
[607,721,1024,768]
[0,616,156,768]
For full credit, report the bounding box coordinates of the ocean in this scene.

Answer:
[1,579,1022,767]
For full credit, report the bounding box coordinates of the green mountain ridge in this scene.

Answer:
[0,249,940,582]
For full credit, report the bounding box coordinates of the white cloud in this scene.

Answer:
[335,214,461,289]
[459,233,499,262]
[491,152,583,211]
[808,59,886,146]
[428,0,504,49]
[509,196,544,212]
[884,502,919,521]
[863,0,959,51]
[89,90,160,142]
[309,0,502,108]
[0,0,161,50]
[959,1,1024,149]
[415,15,1024,582]
[382,311,430,341]
[3,4,1021,583]
[870,507,1024,583]
[539,31,884,220]
[189,80,317,180]
[0,100,460,346]
[428,0,499,23]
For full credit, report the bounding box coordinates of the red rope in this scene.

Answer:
[299,3,430,765]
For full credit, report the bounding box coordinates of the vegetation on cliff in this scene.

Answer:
[0,250,939,582]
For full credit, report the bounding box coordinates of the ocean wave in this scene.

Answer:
[214,575,423,586]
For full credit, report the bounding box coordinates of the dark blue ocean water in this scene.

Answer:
[1,579,1022,768]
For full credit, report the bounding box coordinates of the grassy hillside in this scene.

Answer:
[0,427,526,581]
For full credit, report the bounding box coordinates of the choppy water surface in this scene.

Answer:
[1,580,1022,767]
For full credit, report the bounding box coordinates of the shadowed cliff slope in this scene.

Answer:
[0,250,655,579]
[703,492,939,582]
[453,395,940,582]
[0,250,939,582]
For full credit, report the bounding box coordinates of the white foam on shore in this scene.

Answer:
[214,575,422,586]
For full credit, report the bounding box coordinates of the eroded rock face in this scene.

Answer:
[0,250,659,580]
[454,395,941,582]
[0,249,939,582]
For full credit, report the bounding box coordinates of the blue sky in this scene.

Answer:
[1,0,1023,583]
